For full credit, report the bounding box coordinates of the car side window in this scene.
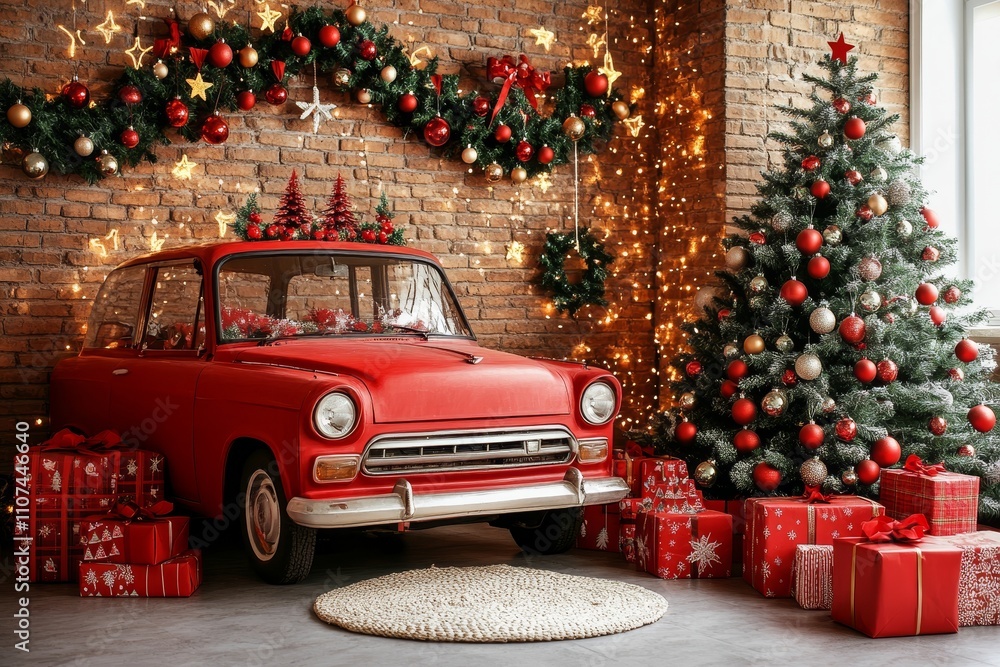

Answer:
[83,265,147,349]
[143,263,204,351]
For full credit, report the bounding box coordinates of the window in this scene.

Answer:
[143,263,204,351]
[83,265,147,349]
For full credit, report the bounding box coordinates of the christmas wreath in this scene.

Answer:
[539,229,614,315]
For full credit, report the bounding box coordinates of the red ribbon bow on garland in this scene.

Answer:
[801,485,832,504]
[861,513,930,543]
[111,499,174,522]
[486,54,551,125]
[153,19,182,59]
[903,453,947,477]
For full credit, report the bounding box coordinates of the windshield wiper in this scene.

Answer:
[388,325,430,340]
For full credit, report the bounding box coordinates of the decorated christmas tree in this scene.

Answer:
[270,170,312,240]
[232,193,265,241]
[655,36,1000,521]
[319,174,360,241]
[362,190,405,246]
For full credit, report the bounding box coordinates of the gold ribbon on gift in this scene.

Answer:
[850,543,925,634]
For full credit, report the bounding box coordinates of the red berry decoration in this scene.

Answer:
[119,127,139,149]
[844,116,866,140]
[915,282,938,305]
[871,436,901,467]
[165,97,190,128]
[515,140,533,162]
[753,462,782,492]
[782,369,798,387]
[732,398,757,426]
[854,358,877,383]
[246,225,262,240]
[929,305,946,326]
[472,96,490,117]
[839,314,866,344]
[726,359,748,381]
[685,360,702,377]
[734,429,760,453]
[358,39,377,61]
[118,85,143,106]
[799,422,825,450]
[537,145,554,164]
[796,227,823,255]
[209,40,233,68]
[584,71,609,97]
[264,83,288,105]
[398,92,418,113]
[62,79,90,109]
[423,116,451,147]
[832,97,851,114]
[319,25,341,47]
[779,279,808,307]
[929,416,948,436]
[494,124,512,143]
[201,114,229,145]
[579,103,596,118]
[291,35,311,57]
[810,179,831,199]
[955,338,979,363]
[362,229,377,242]
[836,417,857,442]
[844,169,862,185]
[943,286,962,304]
[801,155,820,171]
[720,379,738,398]
[676,421,698,444]
[876,359,899,383]
[856,205,874,221]
[857,460,881,485]
[920,206,940,229]
[749,231,766,245]
[249,212,262,224]
[968,404,996,433]
[237,90,256,111]
[378,231,388,244]
[807,255,831,279]
[718,308,731,320]
[265,224,279,238]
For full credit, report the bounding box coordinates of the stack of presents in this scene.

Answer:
[16,429,200,597]
[579,445,999,637]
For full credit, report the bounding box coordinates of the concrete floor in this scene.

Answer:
[8,522,1000,666]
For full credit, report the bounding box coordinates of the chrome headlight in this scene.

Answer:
[313,392,357,439]
[580,382,616,425]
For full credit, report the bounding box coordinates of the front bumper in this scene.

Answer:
[285,468,630,529]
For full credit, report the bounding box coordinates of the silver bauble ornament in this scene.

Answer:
[795,353,823,380]
[723,343,741,360]
[461,145,478,164]
[842,467,858,486]
[694,459,718,488]
[22,151,48,179]
[510,166,527,184]
[74,135,94,157]
[809,306,836,334]
[380,65,397,83]
[818,130,835,148]
[821,396,837,413]
[870,165,888,182]
[858,256,883,281]
[762,388,789,417]
[771,210,793,231]
[859,290,882,312]
[896,219,913,237]
[749,274,768,293]
[356,89,372,104]
[153,60,169,80]
[726,245,750,271]
[887,179,912,206]
[775,334,795,353]
[97,150,118,176]
[822,225,842,246]
[678,392,696,410]
[800,457,829,486]
[877,134,902,155]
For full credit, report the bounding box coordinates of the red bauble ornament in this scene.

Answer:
[118,85,143,106]
[839,314,866,344]
[165,97,190,127]
[796,227,823,255]
[718,308,731,320]
[423,116,451,147]
[835,417,857,442]
[858,91,877,105]
[494,124,512,143]
[732,398,757,426]
[62,79,90,109]
[201,114,229,145]
[319,25,341,47]
[120,127,139,149]
[915,282,939,305]
[856,205,874,221]
[876,359,899,383]
[958,444,976,457]
[291,35,311,57]
[832,97,851,114]
[845,169,863,185]
[810,179,831,199]
[929,305,946,326]
[844,116,866,140]
[584,71,609,97]
[237,90,256,111]
[209,41,233,68]
[871,436,901,467]
[734,429,760,453]
[537,145,554,164]
[399,92,418,113]
[515,140,533,162]
[921,206,940,229]
[264,83,288,105]
[720,379,738,398]
[579,104,596,118]
[779,279,808,306]
[362,229,377,242]
[265,224,279,238]
[929,416,948,436]
[801,155,820,171]
[749,231,767,245]
[358,39,377,61]
[948,367,965,382]
[726,359,748,381]
[249,212,262,224]
[943,286,962,304]
[854,358,877,383]
[685,360,702,377]
[246,225,262,240]
[472,96,490,117]
[807,255,831,279]
[782,369,798,387]
[378,231,389,244]
[799,422,825,450]
[753,462,782,492]
[969,404,997,433]
[857,460,881,485]
[955,338,979,363]
[676,421,698,444]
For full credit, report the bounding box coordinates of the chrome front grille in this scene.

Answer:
[361,427,576,475]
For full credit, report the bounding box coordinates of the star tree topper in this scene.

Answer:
[186,72,213,101]
[828,33,854,64]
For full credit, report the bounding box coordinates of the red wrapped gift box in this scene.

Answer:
[880,458,980,536]
[703,499,746,567]
[576,504,620,552]
[791,544,833,610]
[638,457,689,499]
[79,550,201,597]
[80,503,189,565]
[743,496,883,598]
[636,509,732,579]
[613,446,655,497]
[832,537,961,637]
[938,531,1000,626]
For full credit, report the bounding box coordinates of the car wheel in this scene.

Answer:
[507,507,584,556]
[240,450,316,584]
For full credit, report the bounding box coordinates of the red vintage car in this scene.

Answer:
[50,241,628,583]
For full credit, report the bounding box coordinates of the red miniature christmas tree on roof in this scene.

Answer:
[269,170,312,240]
[319,174,360,241]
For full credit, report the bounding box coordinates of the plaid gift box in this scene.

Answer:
[937,531,1000,626]
[880,455,979,536]
[791,544,834,610]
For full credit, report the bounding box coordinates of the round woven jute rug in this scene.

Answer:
[313,564,668,642]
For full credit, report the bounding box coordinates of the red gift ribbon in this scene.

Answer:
[271,60,286,82]
[624,440,655,458]
[861,513,930,543]
[111,499,174,522]
[153,19,181,59]
[37,428,86,451]
[487,54,551,125]
[801,485,832,504]
[188,47,209,71]
[903,454,946,477]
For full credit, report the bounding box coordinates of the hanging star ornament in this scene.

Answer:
[296,85,337,134]
[528,26,556,52]
[582,6,604,25]
[125,36,153,69]
[599,51,622,88]
[257,4,282,33]
[533,172,552,194]
[171,154,197,179]
[505,240,526,263]
[186,72,213,101]
[404,44,433,69]
[586,33,606,59]
[828,33,854,64]
[215,211,236,237]
[95,11,122,44]
[622,114,645,137]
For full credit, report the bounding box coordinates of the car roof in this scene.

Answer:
[113,240,443,270]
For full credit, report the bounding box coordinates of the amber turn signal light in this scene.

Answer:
[577,438,609,463]
[313,455,360,482]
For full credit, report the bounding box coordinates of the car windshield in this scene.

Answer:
[216,251,472,341]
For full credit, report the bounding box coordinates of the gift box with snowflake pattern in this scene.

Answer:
[635,509,732,579]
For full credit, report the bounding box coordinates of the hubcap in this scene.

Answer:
[246,469,280,562]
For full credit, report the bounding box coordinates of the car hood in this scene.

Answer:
[233,339,572,423]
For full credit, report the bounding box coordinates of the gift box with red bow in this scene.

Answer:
[791,544,834,610]
[879,455,980,536]
[80,501,189,566]
[743,494,884,598]
[937,531,1000,626]
[79,549,201,598]
[576,503,620,552]
[832,515,962,637]
[635,509,732,580]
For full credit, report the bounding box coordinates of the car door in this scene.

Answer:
[107,260,208,503]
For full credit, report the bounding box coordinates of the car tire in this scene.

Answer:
[507,506,584,556]
[240,450,316,584]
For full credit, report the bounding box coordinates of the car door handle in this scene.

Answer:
[112,368,129,376]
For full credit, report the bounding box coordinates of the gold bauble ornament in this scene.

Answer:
[153,60,169,80]
[800,457,828,486]
[510,166,528,184]
[484,162,503,183]
[723,343,740,360]
[761,388,789,417]
[356,89,372,104]
[694,459,718,488]
[725,245,749,271]
[333,68,352,87]
[461,146,478,164]
[74,135,94,157]
[380,65,397,83]
[21,151,48,179]
[744,334,765,355]
[678,392,696,410]
[749,274,768,293]
[841,467,858,486]
[562,116,586,141]
[818,130,834,148]
[775,334,794,353]
[238,46,259,68]
[867,193,888,216]
[859,290,882,312]
[611,100,630,120]
[97,150,119,176]
[345,3,367,26]
[821,396,837,413]
[7,101,31,128]
[822,225,842,246]
[188,12,216,40]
